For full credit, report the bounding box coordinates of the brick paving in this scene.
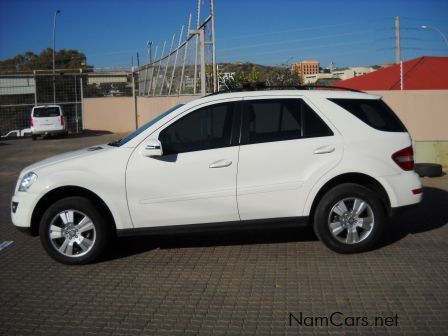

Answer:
[0,134,447,335]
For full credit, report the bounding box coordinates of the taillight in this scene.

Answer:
[392,146,414,171]
[61,115,64,126]
[30,117,34,127]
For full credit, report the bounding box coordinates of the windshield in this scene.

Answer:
[110,104,184,147]
[33,107,61,117]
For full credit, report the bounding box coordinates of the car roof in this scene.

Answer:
[197,89,380,105]
[33,105,62,108]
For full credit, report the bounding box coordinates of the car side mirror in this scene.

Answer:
[142,139,163,157]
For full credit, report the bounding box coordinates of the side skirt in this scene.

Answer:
[117,216,310,237]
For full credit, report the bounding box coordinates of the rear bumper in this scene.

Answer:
[377,171,422,208]
[32,129,67,135]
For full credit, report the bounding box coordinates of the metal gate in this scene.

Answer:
[0,70,133,137]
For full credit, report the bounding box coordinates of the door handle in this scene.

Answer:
[313,146,335,154]
[209,159,232,168]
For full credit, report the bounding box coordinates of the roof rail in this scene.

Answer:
[205,83,365,96]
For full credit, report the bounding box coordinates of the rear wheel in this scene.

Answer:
[313,183,385,253]
[39,197,111,264]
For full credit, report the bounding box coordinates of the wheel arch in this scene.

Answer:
[30,186,117,236]
[308,172,391,221]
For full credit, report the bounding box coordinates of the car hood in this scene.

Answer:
[21,144,114,174]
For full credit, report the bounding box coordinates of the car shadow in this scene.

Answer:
[43,129,114,140]
[379,186,448,247]
[98,186,448,263]
[68,129,114,138]
[99,226,317,262]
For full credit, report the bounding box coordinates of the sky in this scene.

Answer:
[0,0,447,68]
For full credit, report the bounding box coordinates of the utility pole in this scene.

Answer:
[395,16,401,64]
[210,0,218,92]
[52,10,61,103]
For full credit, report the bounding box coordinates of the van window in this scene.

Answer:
[33,107,61,118]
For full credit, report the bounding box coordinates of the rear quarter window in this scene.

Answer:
[329,98,407,132]
[33,107,61,118]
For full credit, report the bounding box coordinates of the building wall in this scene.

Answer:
[369,90,448,141]
[369,90,448,167]
[83,95,197,134]
[292,60,320,84]
[137,96,195,126]
[83,97,135,133]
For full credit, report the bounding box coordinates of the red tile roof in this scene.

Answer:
[333,56,448,90]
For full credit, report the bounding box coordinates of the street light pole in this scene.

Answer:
[52,10,61,103]
[421,25,448,48]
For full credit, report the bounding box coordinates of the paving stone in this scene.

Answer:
[0,135,447,335]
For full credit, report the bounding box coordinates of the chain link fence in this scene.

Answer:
[0,70,133,136]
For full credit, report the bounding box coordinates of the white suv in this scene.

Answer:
[11,88,422,264]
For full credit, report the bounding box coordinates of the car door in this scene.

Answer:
[126,99,242,228]
[237,97,343,220]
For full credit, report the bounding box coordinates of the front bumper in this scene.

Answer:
[11,192,40,230]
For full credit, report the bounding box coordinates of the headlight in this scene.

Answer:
[19,172,37,192]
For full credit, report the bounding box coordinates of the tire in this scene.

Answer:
[414,163,443,178]
[32,134,37,140]
[313,183,385,254]
[39,196,111,264]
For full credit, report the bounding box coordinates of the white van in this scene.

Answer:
[30,105,67,139]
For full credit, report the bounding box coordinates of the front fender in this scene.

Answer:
[33,170,133,230]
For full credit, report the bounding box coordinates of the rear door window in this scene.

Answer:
[242,99,333,144]
[329,98,407,132]
[33,107,61,118]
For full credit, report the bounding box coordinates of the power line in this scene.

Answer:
[219,18,392,41]
[220,39,381,59]
[221,29,380,52]
[231,47,392,66]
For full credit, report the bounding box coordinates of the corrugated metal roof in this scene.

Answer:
[333,56,448,90]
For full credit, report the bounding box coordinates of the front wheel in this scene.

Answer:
[313,183,385,253]
[39,197,111,264]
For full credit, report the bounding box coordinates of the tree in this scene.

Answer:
[265,65,300,86]
[220,65,262,90]
[0,48,92,72]
[219,63,300,90]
